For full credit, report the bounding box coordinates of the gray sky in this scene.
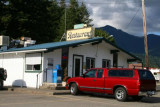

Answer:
[79,0,160,36]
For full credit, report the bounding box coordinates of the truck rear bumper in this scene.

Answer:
[138,91,157,96]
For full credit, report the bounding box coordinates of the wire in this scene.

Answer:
[125,7,141,29]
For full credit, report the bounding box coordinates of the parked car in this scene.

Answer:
[66,68,156,101]
[0,68,7,90]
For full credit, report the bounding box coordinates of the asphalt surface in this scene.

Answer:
[0,90,160,107]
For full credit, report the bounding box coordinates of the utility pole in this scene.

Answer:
[142,0,149,69]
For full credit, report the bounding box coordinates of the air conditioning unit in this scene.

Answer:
[0,35,9,46]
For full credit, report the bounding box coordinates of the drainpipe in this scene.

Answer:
[22,53,25,88]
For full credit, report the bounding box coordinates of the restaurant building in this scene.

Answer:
[0,26,141,88]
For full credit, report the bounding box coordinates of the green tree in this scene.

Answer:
[48,0,61,42]
[55,0,66,41]
[79,2,92,26]
[0,0,10,35]
[66,0,79,30]
[95,29,115,43]
[1,0,53,43]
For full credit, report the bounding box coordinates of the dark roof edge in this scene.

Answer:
[47,37,103,51]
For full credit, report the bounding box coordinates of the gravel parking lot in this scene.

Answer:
[0,90,160,107]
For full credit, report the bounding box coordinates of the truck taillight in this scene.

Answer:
[137,80,140,87]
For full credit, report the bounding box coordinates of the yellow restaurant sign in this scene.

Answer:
[66,27,95,41]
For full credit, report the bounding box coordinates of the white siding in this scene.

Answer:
[68,41,113,77]
[0,49,62,88]
[0,53,24,87]
[23,73,41,88]
[118,52,128,68]
[43,49,62,83]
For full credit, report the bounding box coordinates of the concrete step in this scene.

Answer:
[40,83,66,90]
[55,86,66,90]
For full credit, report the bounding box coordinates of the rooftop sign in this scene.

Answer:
[74,24,87,29]
[66,27,95,41]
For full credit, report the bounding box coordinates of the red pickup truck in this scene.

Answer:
[66,68,156,101]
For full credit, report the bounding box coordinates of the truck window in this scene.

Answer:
[138,70,155,80]
[85,69,97,78]
[97,69,103,78]
[108,70,134,77]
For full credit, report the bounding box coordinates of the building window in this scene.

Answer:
[26,64,41,71]
[86,57,95,70]
[25,53,42,72]
[102,59,111,68]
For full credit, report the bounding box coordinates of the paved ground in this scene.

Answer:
[0,90,160,107]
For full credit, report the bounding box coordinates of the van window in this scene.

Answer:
[108,70,134,77]
[138,70,155,80]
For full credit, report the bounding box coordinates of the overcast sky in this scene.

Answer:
[78,0,160,36]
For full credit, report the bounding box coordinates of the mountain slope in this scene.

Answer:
[98,25,160,57]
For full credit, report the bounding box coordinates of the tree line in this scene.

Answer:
[0,0,114,44]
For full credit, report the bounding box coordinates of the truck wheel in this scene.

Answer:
[0,80,3,90]
[70,83,79,95]
[115,87,128,101]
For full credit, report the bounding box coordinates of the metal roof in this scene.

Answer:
[0,37,141,61]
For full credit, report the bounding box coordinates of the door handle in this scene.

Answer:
[93,79,96,81]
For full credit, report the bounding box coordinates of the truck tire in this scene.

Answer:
[115,87,128,101]
[0,80,3,90]
[70,83,79,95]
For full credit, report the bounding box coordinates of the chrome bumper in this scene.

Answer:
[138,91,157,96]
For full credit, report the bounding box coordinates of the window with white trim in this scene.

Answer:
[102,59,111,68]
[26,53,42,71]
[86,57,95,70]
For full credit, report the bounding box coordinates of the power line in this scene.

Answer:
[125,7,141,29]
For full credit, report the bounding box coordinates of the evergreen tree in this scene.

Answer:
[0,0,10,35]
[48,0,61,42]
[0,0,53,43]
[79,2,92,26]
[56,0,66,41]
[67,0,79,29]
[60,0,65,10]
[95,29,115,43]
